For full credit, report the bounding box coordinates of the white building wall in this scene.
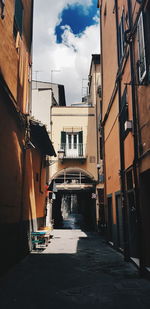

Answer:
[32,88,52,132]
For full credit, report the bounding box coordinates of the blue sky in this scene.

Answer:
[55,0,99,43]
[33,0,100,105]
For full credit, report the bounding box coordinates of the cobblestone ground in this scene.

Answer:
[0,229,150,309]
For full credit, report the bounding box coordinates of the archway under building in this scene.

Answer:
[50,168,97,231]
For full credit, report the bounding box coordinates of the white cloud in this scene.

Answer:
[33,0,100,105]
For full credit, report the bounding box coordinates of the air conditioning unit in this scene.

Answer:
[124,120,132,132]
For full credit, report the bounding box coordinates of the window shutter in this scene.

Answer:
[79,131,83,143]
[61,131,66,149]
[143,4,150,83]
[79,131,83,156]
[137,12,147,83]
[0,0,5,19]
[120,88,128,139]
[118,24,122,61]
[118,11,125,62]
[14,0,23,35]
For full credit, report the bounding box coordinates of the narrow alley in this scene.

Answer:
[1,1,150,307]
[0,217,150,309]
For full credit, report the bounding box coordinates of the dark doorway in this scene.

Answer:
[107,195,113,242]
[115,193,124,250]
[126,170,139,258]
[140,169,150,266]
[52,189,96,231]
[97,189,105,234]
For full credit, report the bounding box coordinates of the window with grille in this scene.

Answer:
[61,131,83,157]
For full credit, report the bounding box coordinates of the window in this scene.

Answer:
[74,134,77,149]
[68,134,72,149]
[120,87,129,139]
[60,131,83,157]
[137,12,146,82]
[100,136,103,160]
[137,4,150,84]
[13,0,23,37]
[0,0,5,19]
[119,10,126,62]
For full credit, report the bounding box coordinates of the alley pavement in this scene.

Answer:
[0,228,150,308]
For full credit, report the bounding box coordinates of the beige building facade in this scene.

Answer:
[49,55,103,230]
[50,106,97,181]
[50,105,98,230]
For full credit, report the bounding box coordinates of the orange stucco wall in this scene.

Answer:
[100,0,136,228]
[0,0,32,113]
[101,0,118,117]
[32,149,47,220]
[0,96,23,224]
[101,1,121,204]
[0,95,47,226]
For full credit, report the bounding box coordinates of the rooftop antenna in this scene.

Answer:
[82,78,88,101]
[50,69,61,87]
[33,70,43,89]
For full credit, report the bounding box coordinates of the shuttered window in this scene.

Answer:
[60,131,83,157]
[137,12,147,82]
[13,0,23,36]
[0,0,5,19]
[79,131,83,156]
[61,131,66,149]
[143,2,150,83]
[137,2,150,85]
[120,88,128,139]
[119,10,125,62]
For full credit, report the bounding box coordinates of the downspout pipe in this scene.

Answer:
[99,3,107,237]
[95,61,99,180]
[115,0,130,261]
[127,0,144,274]
[29,0,34,115]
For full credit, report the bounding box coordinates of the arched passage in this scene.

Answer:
[50,168,97,231]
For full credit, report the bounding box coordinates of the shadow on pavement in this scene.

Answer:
[0,230,150,309]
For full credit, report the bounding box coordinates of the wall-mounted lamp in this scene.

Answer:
[45,149,65,166]
[57,149,65,160]
[24,140,36,150]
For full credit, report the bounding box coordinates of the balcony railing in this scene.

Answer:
[59,143,86,159]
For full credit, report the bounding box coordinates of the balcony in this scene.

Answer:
[58,143,87,161]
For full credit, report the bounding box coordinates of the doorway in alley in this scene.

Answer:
[52,190,96,231]
[50,169,96,231]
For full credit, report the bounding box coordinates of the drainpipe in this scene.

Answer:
[94,62,100,230]
[115,0,130,261]
[19,115,32,256]
[29,0,34,115]
[99,3,107,236]
[95,62,100,181]
[127,0,144,274]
